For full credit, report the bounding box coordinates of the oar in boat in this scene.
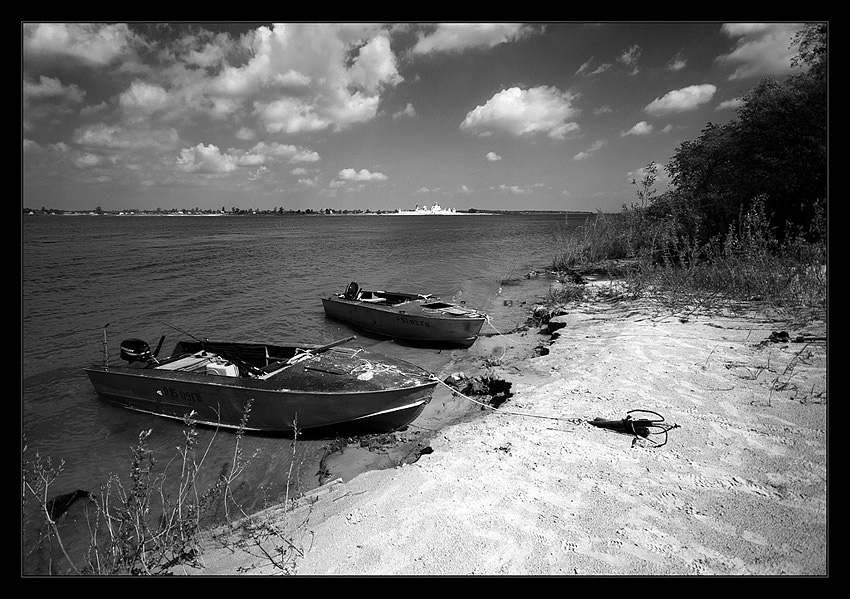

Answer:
[287,335,357,365]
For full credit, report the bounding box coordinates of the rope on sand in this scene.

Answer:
[432,377,678,447]
[483,315,513,361]
[433,376,583,425]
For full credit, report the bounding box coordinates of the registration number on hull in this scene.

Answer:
[158,386,204,403]
[397,317,430,328]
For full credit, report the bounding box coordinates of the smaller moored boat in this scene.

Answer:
[322,282,487,348]
[85,328,437,435]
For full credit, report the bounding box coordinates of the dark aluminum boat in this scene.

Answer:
[85,331,437,435]
[322,282,487,348]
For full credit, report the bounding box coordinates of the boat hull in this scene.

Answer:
[322,296,485,347]
[85,344,437,435]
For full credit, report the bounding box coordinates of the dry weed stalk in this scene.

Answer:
[22,401,310,575]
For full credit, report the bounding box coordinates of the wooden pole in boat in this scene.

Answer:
[287,336,357,365]
[312,335,356,353]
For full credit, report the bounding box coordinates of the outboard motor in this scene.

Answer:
[344,281,359,300]
[120,338,153,364]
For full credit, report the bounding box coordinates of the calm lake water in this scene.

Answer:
[22,212,579,574]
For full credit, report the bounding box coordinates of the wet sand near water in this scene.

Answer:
[315,274,555,486]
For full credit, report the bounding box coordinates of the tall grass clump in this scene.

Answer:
[695,198,827,314]
[21,404,312,576]
[553,164,692,278]
[552,210,631,270]
[23,424,208,575]
[551,191,826,322]
[550,144,826,323]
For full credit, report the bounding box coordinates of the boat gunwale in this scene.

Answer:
[84,364,438,395]
[93,391,433,433]
[322,295,486,322]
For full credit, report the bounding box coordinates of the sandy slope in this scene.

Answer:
[179,284,828,576]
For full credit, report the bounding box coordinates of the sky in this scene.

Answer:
[22,22,812,213]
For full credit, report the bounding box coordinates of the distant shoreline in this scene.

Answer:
[384,211,496,216]
[24,209,597,217]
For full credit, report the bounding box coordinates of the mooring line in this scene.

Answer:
[483,315,514,361]
[432,376,584,425]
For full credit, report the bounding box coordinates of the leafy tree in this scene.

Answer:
[664,23,826,243]
[791,22,827,81]
[631,161,659,208]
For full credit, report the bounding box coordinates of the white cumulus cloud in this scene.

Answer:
[644,84,716,116]
[393,103,417,119]
[337,168,388,182]
[717,23,806,80]
[23,75,85,103]
[176,143,239,173]
[23,23,139,66]
[573,140,604,161]
[119,81,171,115]
[412,23,532,54]
[461,86,580,139]
[234,24,403,133]
[717,97,745,111]
[622,121,654,137]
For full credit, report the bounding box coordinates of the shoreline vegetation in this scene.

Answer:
[22,24,827,576]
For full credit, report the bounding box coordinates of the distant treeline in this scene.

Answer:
[23,207,597,217]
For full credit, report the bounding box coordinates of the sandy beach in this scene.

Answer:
[176,276,828,576]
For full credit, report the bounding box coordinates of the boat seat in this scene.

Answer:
[360,297,387,304]
[439,307,475,316]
